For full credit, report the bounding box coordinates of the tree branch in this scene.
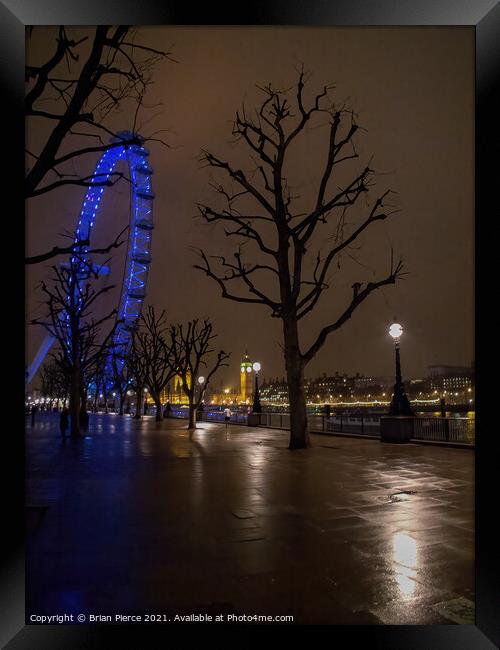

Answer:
[302,257,405,363]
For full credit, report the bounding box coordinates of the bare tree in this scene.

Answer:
[25,225,128,266]
[32,254,119,436]
[196,70,405,449]
[109,350,134,415]
[125,331,148,419]
[39,359,67,409]
[135,306,178,422]
[170,319,230,429]
[26,26,173,263]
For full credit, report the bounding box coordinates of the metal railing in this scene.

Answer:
[169,407,248,425]
[411,416,475,444]
[255,412,474,445]
[256,412,381,437]
[160,407,475,446]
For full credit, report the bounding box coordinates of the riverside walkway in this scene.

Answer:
[26,412,474,625]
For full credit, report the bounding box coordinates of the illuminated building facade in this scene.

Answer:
[160,372,191,405]
[428,365,474,392]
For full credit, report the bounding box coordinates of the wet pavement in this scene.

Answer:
[26,413,474,625]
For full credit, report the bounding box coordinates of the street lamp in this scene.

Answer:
[252,362,262,413]
[388,320,413,416]
[197,376,205,416]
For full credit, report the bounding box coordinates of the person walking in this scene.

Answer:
[30,404,38,427]
[223,406,232,430]
[164,401,172,418]
[59,407,69,438]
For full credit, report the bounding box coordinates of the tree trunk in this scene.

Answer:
[80,386,87,416]
[154,398,162,422]
[283,318,310,449]
[188,402,196,429]
[134,385,143,419]
[69,367,81,437]
[119,395,124,416]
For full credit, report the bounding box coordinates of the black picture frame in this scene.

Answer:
[2,1,498,646]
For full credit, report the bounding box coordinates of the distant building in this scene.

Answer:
[427,365,474,392]
[260,377,289,405]
[208,350,258,405]
[239,351,253,402]
[353,375,393,390]
[428,365,472,377]
[160,373,190,405]
[198,361,475,407]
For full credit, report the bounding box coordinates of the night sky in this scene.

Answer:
[26,27,474,387]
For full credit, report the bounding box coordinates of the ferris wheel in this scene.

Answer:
[27,132,155,384]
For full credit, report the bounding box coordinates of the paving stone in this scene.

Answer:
[26,412,474,625]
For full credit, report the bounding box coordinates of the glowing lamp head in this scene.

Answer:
[252,362,261,372]
[198,376,205,385]
[389,322,403,339]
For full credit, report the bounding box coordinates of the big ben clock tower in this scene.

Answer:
[240,350,253,402]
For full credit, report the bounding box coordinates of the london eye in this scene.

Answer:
[27,131,155,384]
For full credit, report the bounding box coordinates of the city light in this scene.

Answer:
[252,362,261,372]
[389,322,403,339]
[198,376,205,384]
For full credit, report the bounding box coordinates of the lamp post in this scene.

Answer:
[388,321,413,416]
[252,362,262,413]
[197,376,205,418]
[143,387,148,415]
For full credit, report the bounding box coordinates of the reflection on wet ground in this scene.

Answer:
[26,413,474,624]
